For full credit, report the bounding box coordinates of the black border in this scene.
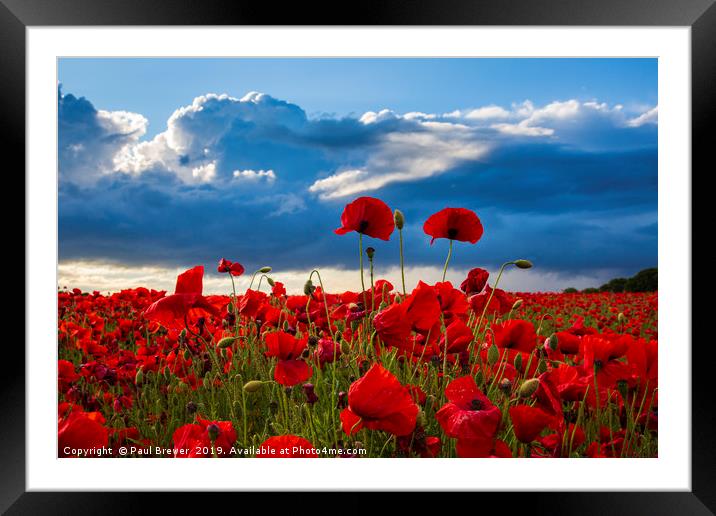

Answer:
[7,0,713,513]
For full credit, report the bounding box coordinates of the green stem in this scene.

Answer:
[369,256,375,313]
[359,233,368,312]
[398,228,407,295]
[441,239,454,282]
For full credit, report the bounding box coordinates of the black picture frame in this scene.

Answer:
[5,0,712,513]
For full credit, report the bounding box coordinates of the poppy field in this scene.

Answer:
[58,197,658,458]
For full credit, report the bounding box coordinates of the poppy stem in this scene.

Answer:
[441,239,454,282]
[398,228,407,295]
[309,269,335,341]
[359,233,368,313]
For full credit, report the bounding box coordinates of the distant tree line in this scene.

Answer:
[564,268,657,294]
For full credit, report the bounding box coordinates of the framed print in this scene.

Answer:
[6,0,713,512]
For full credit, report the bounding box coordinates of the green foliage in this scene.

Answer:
[582,287,599,294]
[624,267,658,292]
[599,277,628,293]
[563,287,578,293]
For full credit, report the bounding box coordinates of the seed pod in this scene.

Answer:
[243,380,264,393]
[519,378,540,398]
[365,247,375,259]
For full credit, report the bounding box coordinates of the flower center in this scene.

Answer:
[358,220,369,233]
[470,398,483,411]
[447,228,459,239]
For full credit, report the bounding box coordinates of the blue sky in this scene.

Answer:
[57,58,658,293]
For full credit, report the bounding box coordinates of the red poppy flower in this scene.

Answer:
[264,331,313,386]
[217,258,245,276]
[509,405,554,443]
[460,267,490,295]
[58,409,109,457]
[468,285,514,317]
[491,319,537,353]
[373,302,412,350]
[143,266,220,327]
[435,281,470,322]
[435,375,501,440]
[172,418,237,457]
[334,196,395,240]
[257,435,317,458]
[340,364,418,436]
[582,334,631,388]
[438,318,474,354]
[404,281,441,333]
[271,281,287,297]
[423,207,484,245]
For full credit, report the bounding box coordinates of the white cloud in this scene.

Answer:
[233,169,276,182]
[191,161,217,182]
[463,105,511,120]
[309,127,490,199]
[627,106,658,127]
[59,260,614,295]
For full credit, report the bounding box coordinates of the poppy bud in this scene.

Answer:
[499,378,512,394]
[417,410,427,427]
[302,383,319,404]
[618,312,626,324]
[548,333,559,351]
[183,349,191,361]
[365,247,375,259]
[243,380,264,393]
[512,299,523,310]
[487,343,500,366]
[186,401,197,414]
[135,369,144,386]
[513,259,533,269]
[217,336,237,349]
[259,266,272,273]
[514,353,523,372]
[304,279,315,296]
[207,423,220,441]
[537,359,548,374]
[266,277,276,287]
[474,370,485,389]
[519,378,540,398]
[394,209,405,230]
[617,379,628,399]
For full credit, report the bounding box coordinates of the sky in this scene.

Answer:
[57,58,658,294]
